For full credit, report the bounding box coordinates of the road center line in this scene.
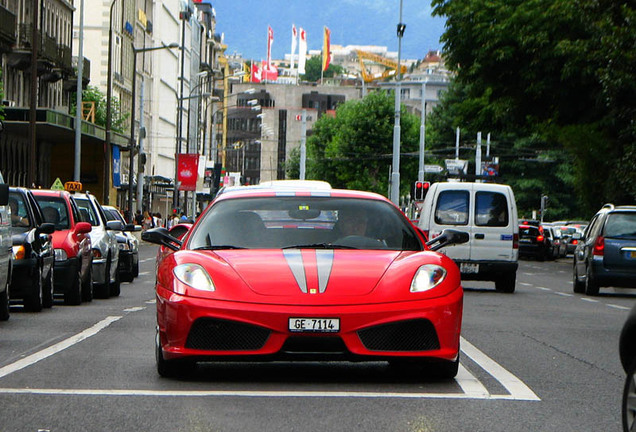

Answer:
[0,316,122,380]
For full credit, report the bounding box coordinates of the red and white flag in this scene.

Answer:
[251,61,262,83]
[177,153,199,191]
[298,28,307,74]
[290,24,297,71]
[267,26,274,69]
[262,60,278,81]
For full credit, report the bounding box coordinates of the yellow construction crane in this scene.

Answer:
[356,50,407,83]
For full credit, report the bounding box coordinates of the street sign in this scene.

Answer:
[445,159,468,175]
[424,164,444,173]
[51,178,64,191]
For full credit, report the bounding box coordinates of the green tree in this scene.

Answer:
[70,85,128,133]
[289,91,421,197]
[429,0,636,216]
[301,56,345,82]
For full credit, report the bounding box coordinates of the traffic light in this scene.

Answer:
[413,181,430,201]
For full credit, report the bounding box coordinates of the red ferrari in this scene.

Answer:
[143,188,468,378]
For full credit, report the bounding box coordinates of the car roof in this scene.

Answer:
[213,187,390,204]
[31,189,70,198]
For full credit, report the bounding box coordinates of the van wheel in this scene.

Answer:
[495,271,516,293]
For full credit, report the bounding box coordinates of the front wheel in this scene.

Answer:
[81,264,93,302]
[573,263,585,293]
[156,330,194,378]
[623,360,636,432]
[23,265,43,312]
[94,259,111,299]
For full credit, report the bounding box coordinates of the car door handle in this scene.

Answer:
[475,233,485,239]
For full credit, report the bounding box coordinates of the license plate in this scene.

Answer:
[460,263,479,274]
[289,318,340,333]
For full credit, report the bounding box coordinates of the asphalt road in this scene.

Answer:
[0,243,632,432]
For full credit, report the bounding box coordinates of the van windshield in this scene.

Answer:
[475,191,509,227]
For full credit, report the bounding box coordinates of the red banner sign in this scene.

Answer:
[177,153,199,191]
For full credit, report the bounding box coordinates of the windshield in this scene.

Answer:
[189,197,421,251]
[35,196,70,230]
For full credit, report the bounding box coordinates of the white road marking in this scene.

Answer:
[554,292,573,297]
[536,287,551,291]
[139,272,151,276]
[460,337,540,401]
[123,307,145,313]
[608,304,630,311]
[145,299,156,304]
[0,387,532,400]
[519,282,533,287]
[581,298,599,303]
[0,316,122,379]
[455,364,489,398]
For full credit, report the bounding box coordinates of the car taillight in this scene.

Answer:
[513,233,519,249]
[593,236,604,256]
[571,239,578,245]
[537,235,544,242]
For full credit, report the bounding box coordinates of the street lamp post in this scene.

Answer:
[128,43,179,217]
[104,0,119,205]
[390,0,406,206]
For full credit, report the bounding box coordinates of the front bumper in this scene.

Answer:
[9,257,38,299]
[592,258,636,289]
[156,285,463,363]
[53,257,79,294]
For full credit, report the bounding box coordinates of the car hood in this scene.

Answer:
[216,249,400,297]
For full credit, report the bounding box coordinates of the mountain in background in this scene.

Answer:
[210,0,446,61]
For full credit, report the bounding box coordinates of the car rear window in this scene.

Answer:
[520,226,541,237]
[604,212,636,238]
[475,191,509,227]
[435,190,469,225]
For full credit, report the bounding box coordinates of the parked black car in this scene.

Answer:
[519,224,550,261]
[573,204,636,295]
[8,187,55,311]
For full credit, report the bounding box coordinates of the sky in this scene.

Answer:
[207,0,447,61]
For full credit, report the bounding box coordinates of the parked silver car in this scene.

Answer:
[0,172,11,320]
[72,192,122,298]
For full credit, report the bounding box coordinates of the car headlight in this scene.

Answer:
[118,242,130,251]
[410,264,447,293]
[12,245,26,260]
[54,248,68,261]
[173,264,215,293]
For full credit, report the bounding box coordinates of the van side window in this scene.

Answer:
[475,191,509,227]
[435,191,469,225]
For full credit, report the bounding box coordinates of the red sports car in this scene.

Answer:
[143,188,468,378]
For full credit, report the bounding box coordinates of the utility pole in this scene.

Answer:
[418,81,426,182]
[299,109,307,180]
[390,0,405,205]
[73,0,85,182]
[28,0,38,187]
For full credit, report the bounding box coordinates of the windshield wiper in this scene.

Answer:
[193,245,246,250]
[282,243,358,249]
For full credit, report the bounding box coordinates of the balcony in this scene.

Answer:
[0,5,16,51]
[63,57,91,91]
[58,45,72,72]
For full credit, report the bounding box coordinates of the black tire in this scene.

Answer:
[42,264,54,309]
[64,269,82,306]
[585,265,600,296]
[94,259,111,299]
[109,262,121,297]
[573,263,585,293]
[623,360,636,432]
[156,330,193,378]
[81,264,93,302]
[23,265,43,312]
[0,285,9,321]
[495,271,516,293]
[133,255,139,278]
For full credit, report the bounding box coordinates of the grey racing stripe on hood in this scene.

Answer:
[283,249,307,293]
[316,249,334,293]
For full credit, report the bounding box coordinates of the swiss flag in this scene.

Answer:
[251,62,262,83]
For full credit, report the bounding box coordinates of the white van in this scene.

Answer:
[417,182,519,292]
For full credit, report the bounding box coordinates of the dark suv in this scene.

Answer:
[518,224,549,261]
[573,204,636,295]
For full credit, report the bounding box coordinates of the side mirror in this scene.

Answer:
[106,220,124,231]
[426,229,469,252]
[37,222,56,235]
[142,227,182,251]
[123,223,136,232]
[74,222,92,234]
